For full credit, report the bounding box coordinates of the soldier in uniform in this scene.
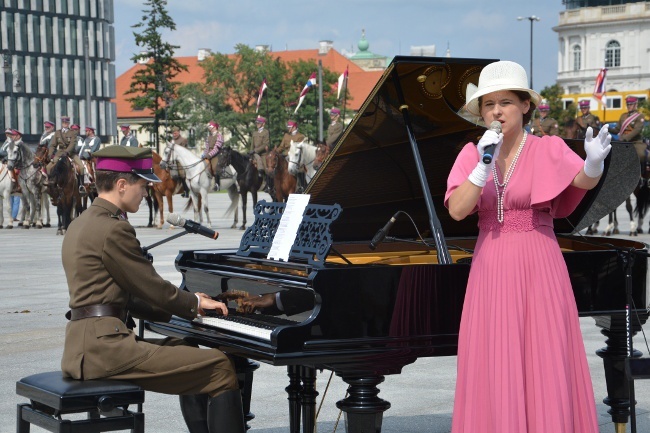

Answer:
[61,145,245,433]
[77,126,102,191]
[119,125,138,147]
[48,116,85,182]
[277,120,305,157]
[250,116,271,192]
[39,120,56,149]
[169,126,190,197]
[531,104,559,137]
[325,107,344,151]
[575,100,601,140]
[610,96,646,159]
[201,121,224,191]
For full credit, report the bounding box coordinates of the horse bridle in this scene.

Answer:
[161,141,204,171]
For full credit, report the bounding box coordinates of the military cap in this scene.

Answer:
[44,120,55,127]
[255,116,266,123]
[94,145,161,183]
[4,128,12,134]
[71,124,80,130]
[120,124,130,131]
[61,115,71,122]
[330,107,341,115]
[171,126,180,132]
[207,121,219,129]
[538,104,550,111]
[579,100,590,108]
[85,125,95,132]
[626,96,638,104]
[287,120,298,128]
[9,129,22,136]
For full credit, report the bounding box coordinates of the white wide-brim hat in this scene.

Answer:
[464,61,541,116]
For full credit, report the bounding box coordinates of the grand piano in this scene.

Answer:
[147,56,649,433]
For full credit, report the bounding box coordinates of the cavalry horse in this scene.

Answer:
[0,162,13,228]
[216,146,263,230]
[6,141,44,228]
[150,150,181,229]
[287,140,321,190]
[160,141,239,227]
[265,148,296,202]
[47,154,81,235]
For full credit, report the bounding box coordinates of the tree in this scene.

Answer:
[539,83,577,137]
[125,0,187,151]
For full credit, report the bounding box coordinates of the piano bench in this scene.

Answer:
[16,371,144,433]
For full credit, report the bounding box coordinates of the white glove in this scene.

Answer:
[468,129,504,187]
[583,124,612,178]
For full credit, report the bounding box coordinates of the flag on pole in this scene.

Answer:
[255,78,268,113]
[337,66,349,100]
[294,72,317,113]
[593,68,607,103]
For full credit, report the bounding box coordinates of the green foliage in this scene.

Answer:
[174,45,344,151]
[125,0,187,149]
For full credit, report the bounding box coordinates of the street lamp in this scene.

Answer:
[2,53,22,129]
[517,15,541,90]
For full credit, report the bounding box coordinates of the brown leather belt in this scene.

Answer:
[66,304,126,322]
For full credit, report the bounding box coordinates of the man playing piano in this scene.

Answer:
[446,60,611,433]
[60,145,246,433]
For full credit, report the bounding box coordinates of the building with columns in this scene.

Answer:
[554,0,650,122]
[0,0,117,143]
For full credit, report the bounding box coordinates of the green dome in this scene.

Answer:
[358,30,369,52]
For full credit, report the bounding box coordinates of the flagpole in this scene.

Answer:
[318,60,323,143]
[265,86,272,147]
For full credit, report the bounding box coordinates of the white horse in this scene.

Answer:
[0,163,13,228]
[6,141,44,228]
[288,139,320,185]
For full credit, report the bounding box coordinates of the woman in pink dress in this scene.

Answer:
[445,60,612,433]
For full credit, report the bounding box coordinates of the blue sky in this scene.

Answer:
[113,0,565,91]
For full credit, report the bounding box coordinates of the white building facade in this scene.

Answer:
[0,0,117,142]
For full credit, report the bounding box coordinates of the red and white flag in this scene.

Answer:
[255,78,268,113]
[593,68,607,103]
[294,72,317,113]
[337,66,348,100]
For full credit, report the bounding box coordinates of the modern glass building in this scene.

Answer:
[1,0,116,142]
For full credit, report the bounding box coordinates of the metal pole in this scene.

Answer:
[318,60,323,142]
[84,34,92,131]
[529,19,534,89]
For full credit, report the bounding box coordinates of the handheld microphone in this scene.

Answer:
[166,213,219,240]
[369,212,400,250]
[481,121,502,164]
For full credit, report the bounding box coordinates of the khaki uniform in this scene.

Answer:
[531,117,559,137]
[277,131,305,156]
[61,198,237,395]
[250,128,270,171]
[611,109,647,160]
[575,113,601,140]
[325,120,344,150]
[120,134,138,147]
[48,128,84,174]
[173,136,188,147]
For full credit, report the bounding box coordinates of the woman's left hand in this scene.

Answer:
[583,124,612,178]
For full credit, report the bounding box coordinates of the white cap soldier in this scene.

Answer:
[61,144,245,433]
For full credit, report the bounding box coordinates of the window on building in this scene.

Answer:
[606,97,621,110]
[605,41,620,68]
[572,45,581,71]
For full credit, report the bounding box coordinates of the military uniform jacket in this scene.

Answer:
[77,136,101,159]
[532,117,559,137]
[40,131,55,148]
[277,131,305,156]
[61,198,199,380]
[172,136,188,147]
[49,128,78,158]
[251,128,270,154]
[120,134,138,147]
[611,110,646,143]
[326,120,344,149]
[576,113,601,139]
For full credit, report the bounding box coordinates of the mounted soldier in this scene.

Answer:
[119,124,138,147]
[531,104,559,137]
[47,116,85,191]
[575,100,601,140]
[201,120,224,191]
[250,116,271,192]
[610,95,646,160]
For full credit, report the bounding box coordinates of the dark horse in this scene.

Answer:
[265,149,296,203]
[47,155,81,235]
[217,146,263,230]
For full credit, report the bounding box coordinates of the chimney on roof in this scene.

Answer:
[318,40,333,55]
[254,45,270,53]
[198,48,212,61]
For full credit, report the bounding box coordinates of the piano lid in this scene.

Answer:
[306,56,639,242]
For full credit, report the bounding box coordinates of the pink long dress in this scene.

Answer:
[445,134,599,433]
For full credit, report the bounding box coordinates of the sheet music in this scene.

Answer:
[267,194,310,262]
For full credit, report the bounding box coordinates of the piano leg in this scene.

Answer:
[595,314,647,432]
[233,357,260,431]
[300,367,318,433]
[335,375,391,433]
[286,365,303,433]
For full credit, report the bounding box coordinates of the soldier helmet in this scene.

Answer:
[9,129,22,136]
[85,126,95,132]
[120,124,130,131]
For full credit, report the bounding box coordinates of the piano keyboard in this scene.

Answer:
[194,313,298,341]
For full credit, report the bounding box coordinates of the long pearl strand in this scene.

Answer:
[492,131,528,224]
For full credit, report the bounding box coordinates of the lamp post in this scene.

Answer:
[517,15,541,90]
[2,52,22,130]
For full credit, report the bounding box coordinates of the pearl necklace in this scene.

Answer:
[492,131,527,224]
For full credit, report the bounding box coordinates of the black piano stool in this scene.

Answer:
[16,371,144,433]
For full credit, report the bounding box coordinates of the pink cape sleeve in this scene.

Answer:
[529,135,588,218]
[444,142,481,213]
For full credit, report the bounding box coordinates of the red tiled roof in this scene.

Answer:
[114,48,382,120]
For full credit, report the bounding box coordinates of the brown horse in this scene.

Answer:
[150,151,182,229]
[47,155,81,235]
[313,142,330,171]
[265,149,296,202]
